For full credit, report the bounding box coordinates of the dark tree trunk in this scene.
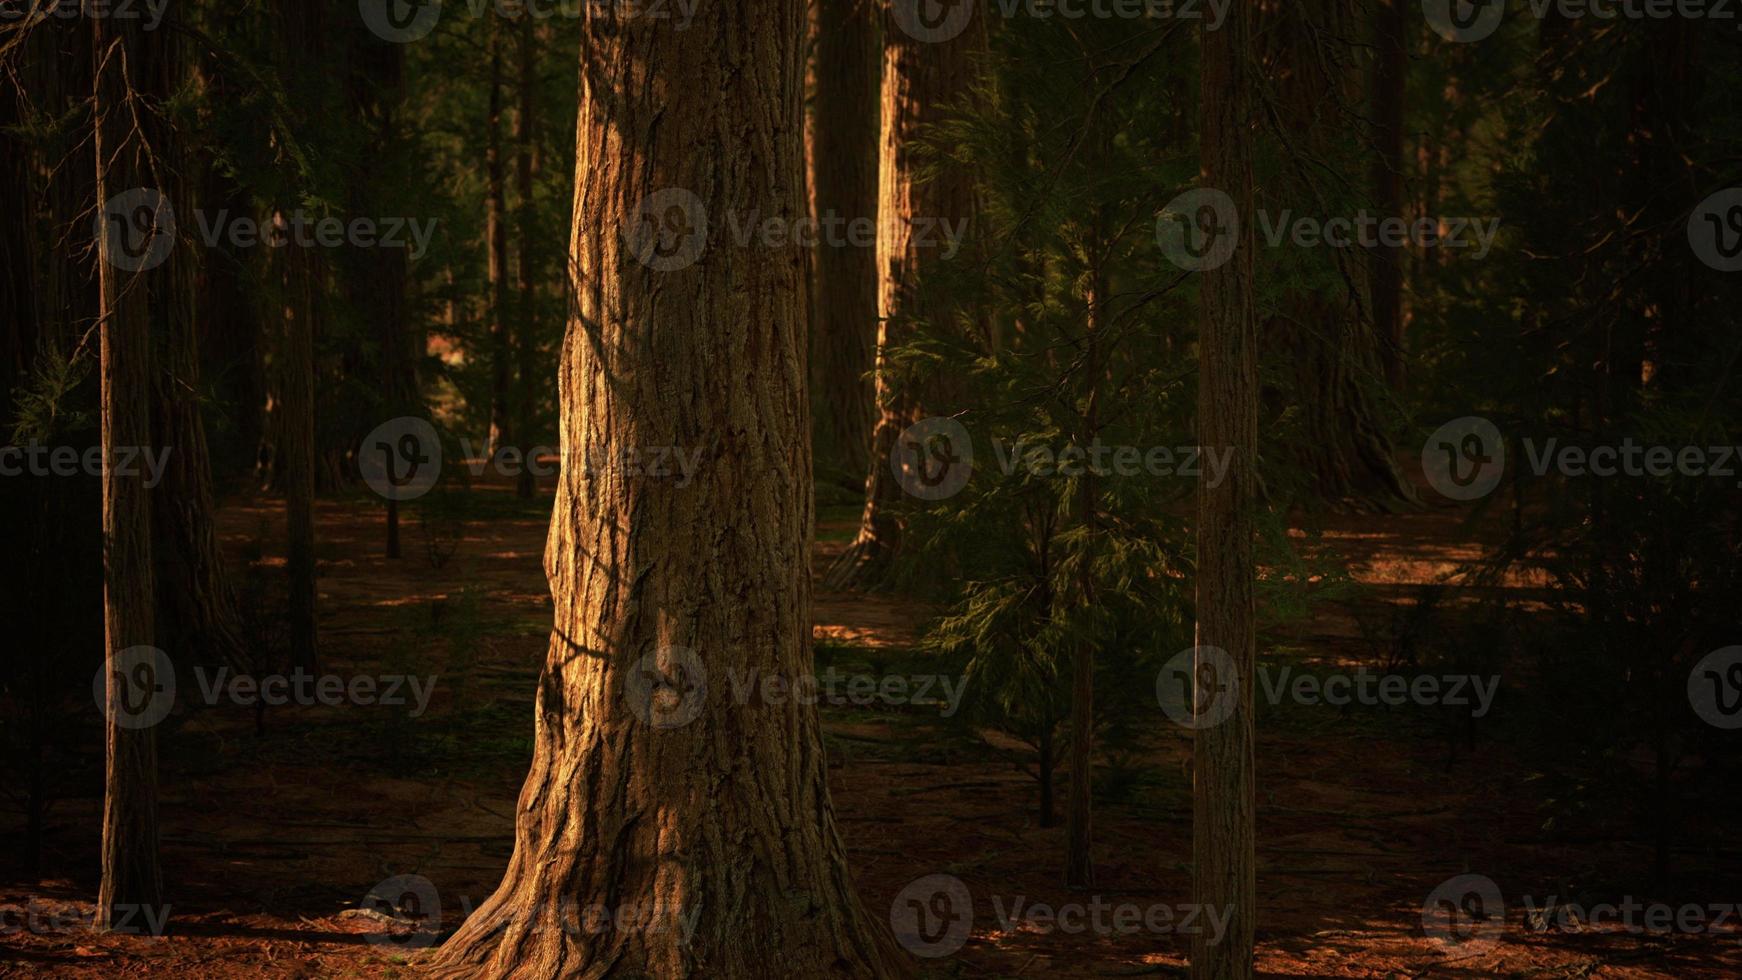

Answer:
[1193,9,1258,979]
[426,4,911,977]
[1263,0,1418,513]
[810,0,880,483]
[1372,0,1407,391]
[151,10,247,670]
[92,10,163,929]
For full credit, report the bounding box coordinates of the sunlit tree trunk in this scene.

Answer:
[427,3,910,976]
[826,3,979,589]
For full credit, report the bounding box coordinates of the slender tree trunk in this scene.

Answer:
[486,28,512,458]
[825,2,979,589]
[1373,0,1407,391]
[274,0,322,673]
[1065,238,1105,890]
[811,0,880,484]
[427,4,911,977]
[514,9,538,499]
[92,12,163,929]
[1193,9,1258,979]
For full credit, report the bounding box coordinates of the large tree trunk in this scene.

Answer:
[1262,0,1418,513]
[426,4,910,977]
[92,11,163,930]
[825,3,979,589]
[1193,9,1258,980]
[486,28,513,457]
[810,0,880,485]
[151,10,247,670]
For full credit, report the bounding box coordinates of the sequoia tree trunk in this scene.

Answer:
[514,9,538,499]
[1373,0,1407,391]
[825,2,979,589]
[426,4,911,977]
[810,0,880,484]
[486,28,513,458]
[1193,9,1258,979]
[92,11,163,929]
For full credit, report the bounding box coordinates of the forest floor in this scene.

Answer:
[3,469,1740,978]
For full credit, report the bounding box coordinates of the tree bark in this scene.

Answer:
[276,0,322,673]
[825,2,979,589]
[152,11,247,670]
[1193,10,1258,979]
[810,0,880,484]
[1372,0,1407,391]
[514,8,539,499]
[426,4,911,977]
[486,27,513,458]
[92,10,163,929]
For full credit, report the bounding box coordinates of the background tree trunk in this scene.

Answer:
[92,11,163,929]
[1372,0,1407,392]
[810,0,880,486]
[427,3,911,977]
[826,3,979,589]
[486,28,512,458]
[514,8,539,499]
[1193,9,1258,979]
